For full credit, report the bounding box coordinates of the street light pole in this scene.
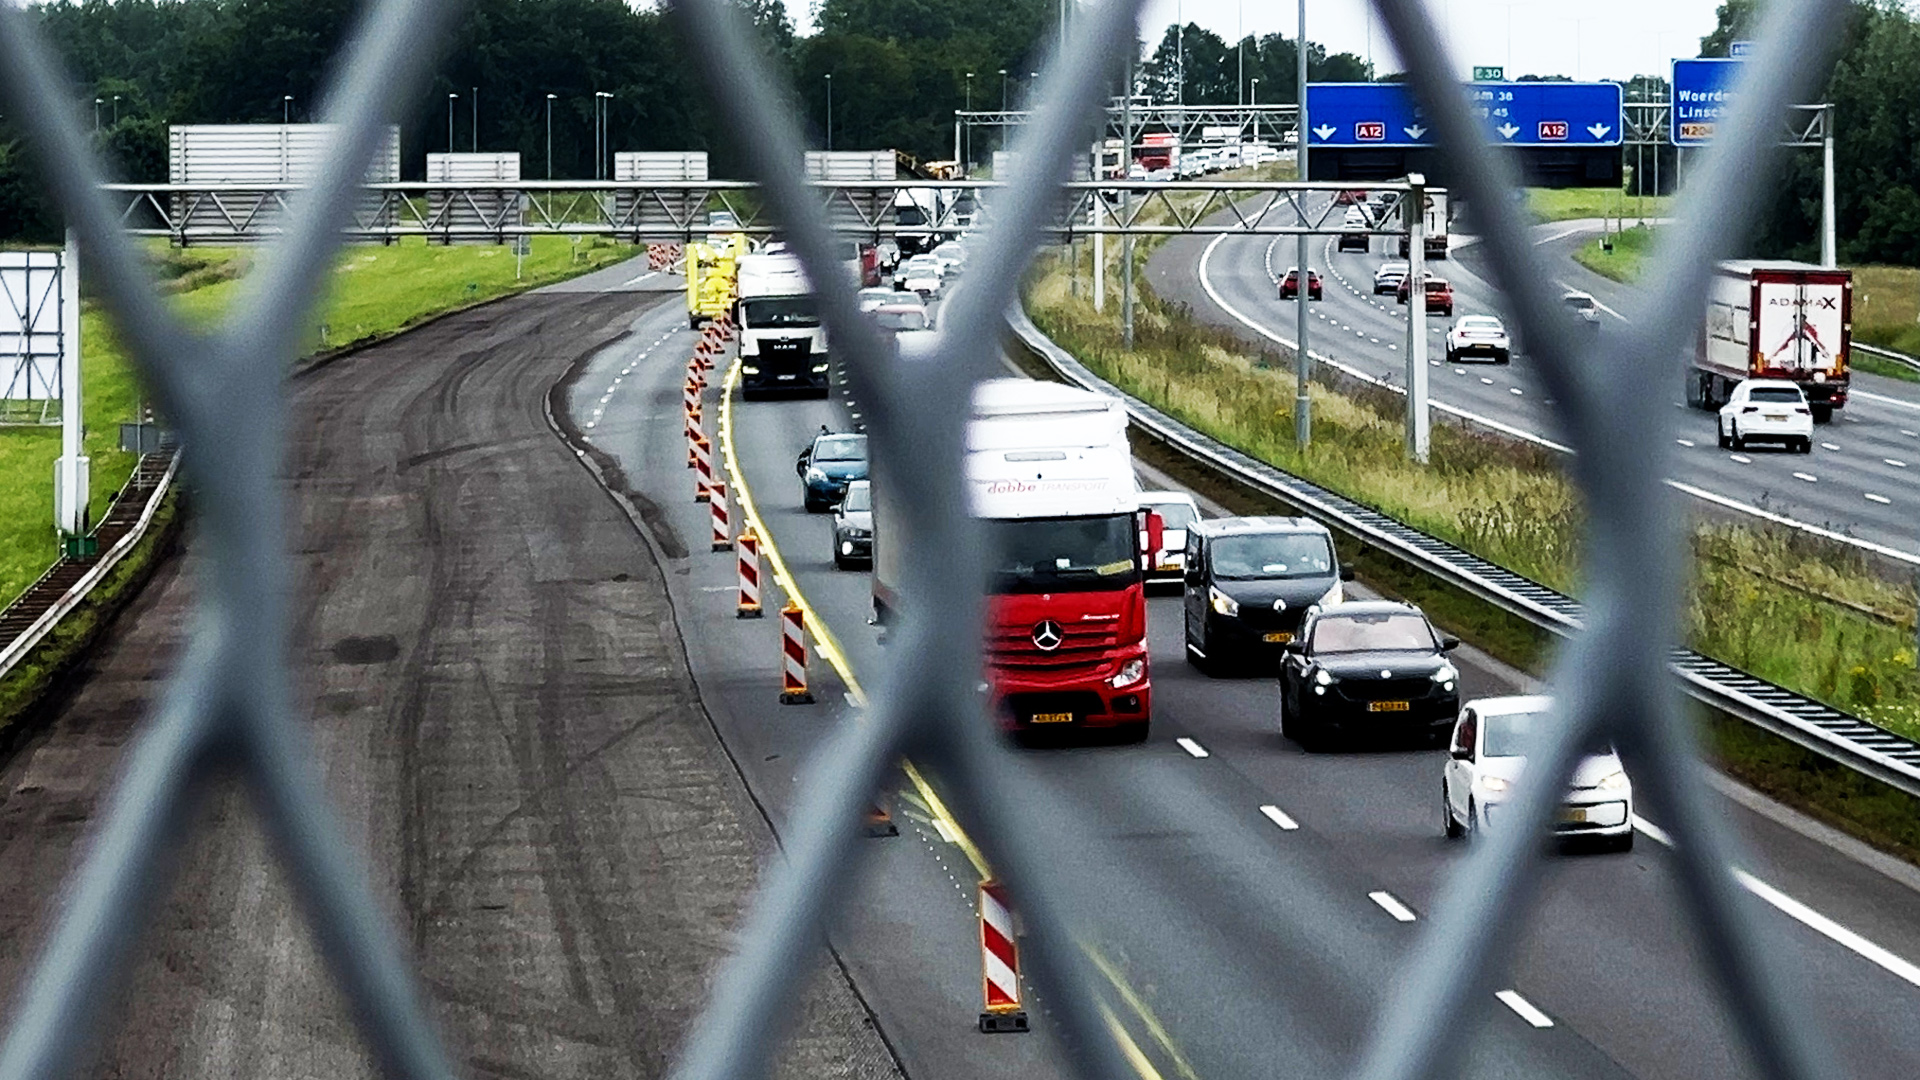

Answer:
[824,73,833,151]
[471,86,478,152]
[93,98,101,132]
[965,72,974,172]
[112,94,120,125]
[1294,0,1311,450]
[546,94,556,179]
[283,95,292,124]
[999,68,1008,113]
[447,92,456,153]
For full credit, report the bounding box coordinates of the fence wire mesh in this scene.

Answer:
[0,0,1859,1078]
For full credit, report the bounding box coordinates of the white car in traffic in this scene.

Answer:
[1444,315,1511,364]
[898,255,944,297]
[1442,696,1635,851]
[857,287,898,313]
[1718,379,1814,453]
[1137,491,1200,584]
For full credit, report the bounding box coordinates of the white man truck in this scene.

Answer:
[872,378,1160,739]
[734,251,830,399]
[1395,189,1449,260]
[1690,260,1852,423]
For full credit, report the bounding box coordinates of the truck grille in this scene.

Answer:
[986,621,1121,676]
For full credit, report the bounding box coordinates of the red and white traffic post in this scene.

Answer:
[736,527,762,618]
[977,880,1028,1033]
[779,604,814,704]
[709,479,732,551]
[686,406,703,470]
[693,435,714,503]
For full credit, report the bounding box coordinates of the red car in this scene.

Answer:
[1279,267,1323,301]
[1395,276,1454,317]
[1333,189,1369,205]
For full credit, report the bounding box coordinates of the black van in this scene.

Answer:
[1183,516,1353,675]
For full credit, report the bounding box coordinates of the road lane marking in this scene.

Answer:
[1509,387,1524,396]
[1099,1005,1169,1080]
[1903,429,1918,437]
[1260,805,1300,830]
[1480,377,1494,385]
[1175,737,1209,758]
[1368,891,1417,922]
[1867,493,1892,504]
[1729,454,1752,464]
[1676,439,1696,448]
[1855,390,1920,412]
[1633,815,1920,988]
[1886,459,1908,468]
[1495,990,1554,1028]
[1821,442,1841,451]
[1086,945,1205,1080]
[1793,472,1818,483]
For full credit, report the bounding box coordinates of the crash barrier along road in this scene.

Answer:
[0,4,1895,1080]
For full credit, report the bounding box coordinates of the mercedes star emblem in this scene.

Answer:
[1271,598,1288,612]
[1031,620,1064,652]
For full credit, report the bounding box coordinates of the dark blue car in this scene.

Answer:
[797,430,868,512]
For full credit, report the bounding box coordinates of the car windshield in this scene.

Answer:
[1459,317,1502,333]
[1749,387,1803,403]
[1564,294,1595,309]
[1310,612,1436,653]
[1426,280,1448,292]
[986,514,1139,594]
[875,309,930,331]
[842,484,871,512]
[1145,501,1198,530]
[858,289,895,306]
[813,435,867,462]
[1210,533,1333,579]
[906,259,938,274]
[1481,709,1545,758]
[742,296,820,328]
[1379,263,1408,276]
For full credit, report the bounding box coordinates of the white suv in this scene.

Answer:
[1442,696,1634,852]
[1718,379,1814,453]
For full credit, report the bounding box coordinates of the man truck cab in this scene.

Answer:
[872,379,1158,739]
[735,252,830,398]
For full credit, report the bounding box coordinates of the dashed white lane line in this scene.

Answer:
[1903,429,1919,437]
[1496,990,1555,1029]
[1676,438,1696,448]
[1175,737,1210,759]
[1368,890,1418,923]
[1886,458,1908,468]
[1867,493,1893,504]
[1729,453,1753,464]
[1259,804,1300,830]
[1793,471,1819,483]
[1509,387,1524,396]
[1454,367,1467,375]
[1633,814,1920,989]
[1821,442,1841,451]
[1480,377,1495,385]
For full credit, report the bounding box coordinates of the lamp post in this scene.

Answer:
[471,85,478,152]
[93,98,101,132]
[1294,0,1311,449]
[999,68,1008,113]
[112,94,120,125]
[594,91,612,180]
[964,72,974,172]
[546,94,556,179]
[447,92,457,153]
[283,95,293,124]
[1250,78,1258,106]
[824,73,832,151]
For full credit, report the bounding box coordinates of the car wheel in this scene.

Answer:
[1444,784,1465,839]
[804,496,825,513]
[834,552,850,571]
[1496,353,1510,365]
[1811,404,1834,424]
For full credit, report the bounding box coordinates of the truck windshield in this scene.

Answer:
[1210,534,1333,579]
[986,514,1139,593]
[742,297,820,328]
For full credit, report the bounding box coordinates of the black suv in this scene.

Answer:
[1182,517,1352,675]
[1278,601,1460,750]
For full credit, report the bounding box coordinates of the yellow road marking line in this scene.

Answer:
[719,355,1192,1078]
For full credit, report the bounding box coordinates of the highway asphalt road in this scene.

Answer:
[1148,212,1920,560]
[577,266,1920,1079]
[0,266,897,1080]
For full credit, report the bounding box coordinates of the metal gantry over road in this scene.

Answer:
[0,6,1878,1080]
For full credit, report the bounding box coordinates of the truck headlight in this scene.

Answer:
[1208,586,1239,617]
[1109,658,1146,688]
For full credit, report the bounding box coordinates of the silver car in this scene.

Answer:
[1442,695,1634,852]
[833,480,873,569]
[1373,261,1409,295]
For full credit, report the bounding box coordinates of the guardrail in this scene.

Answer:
[1854,341,1920,375]
[1007,301,1920,801]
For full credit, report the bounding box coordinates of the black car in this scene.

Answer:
[796,429,868,512]
[1183,517,1352,675]
[1278,601,1461,750]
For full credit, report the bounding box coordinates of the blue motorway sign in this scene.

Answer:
[1671,58,1742,145]
[1306,82,1625,149]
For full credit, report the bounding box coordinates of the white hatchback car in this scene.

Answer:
[1442,696,1634,852]
[1137,491,1201,584]
[1719,379,1814,453]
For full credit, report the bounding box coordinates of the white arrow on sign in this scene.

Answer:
[1313,124,1336,140]
[1404,125,1427,139]
[1496,123,1520,139]
[1587,123,1612,139]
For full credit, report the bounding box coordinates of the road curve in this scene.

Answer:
[1149,210,1920,559]
[0,272,897,1079]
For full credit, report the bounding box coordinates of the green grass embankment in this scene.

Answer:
[0,235,635,608]
[1028,250,1920,744]
[1527,187,1672,224]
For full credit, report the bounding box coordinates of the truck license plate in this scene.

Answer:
[1263,632,1293,643]
[1368,700,1411,712]
[1030,712,1075,724]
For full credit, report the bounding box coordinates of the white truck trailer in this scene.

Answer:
[1690,260,1852,422]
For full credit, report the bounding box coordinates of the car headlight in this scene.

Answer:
[1480,775,1512,793]
[1432,661,1457,684]
[1596,769,1630,791]
[1208,585,1239,617]
[811,363,830,373]
[1318,580,1343,607]
[806,466,826,483]
[1109,658,1146,688]
[1313,668,1333,687]
[741,364,760,374]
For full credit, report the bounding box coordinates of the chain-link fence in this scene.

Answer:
[0,1,1856,1078]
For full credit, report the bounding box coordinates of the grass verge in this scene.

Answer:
[1527,187,1673,223]
[0,235,635,608]
[1572,223,1657,282]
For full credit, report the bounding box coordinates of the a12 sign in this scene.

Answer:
[1538,120,1569,141]
[1355,121,1387,141]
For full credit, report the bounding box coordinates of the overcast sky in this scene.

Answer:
[782,0,1729,83]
